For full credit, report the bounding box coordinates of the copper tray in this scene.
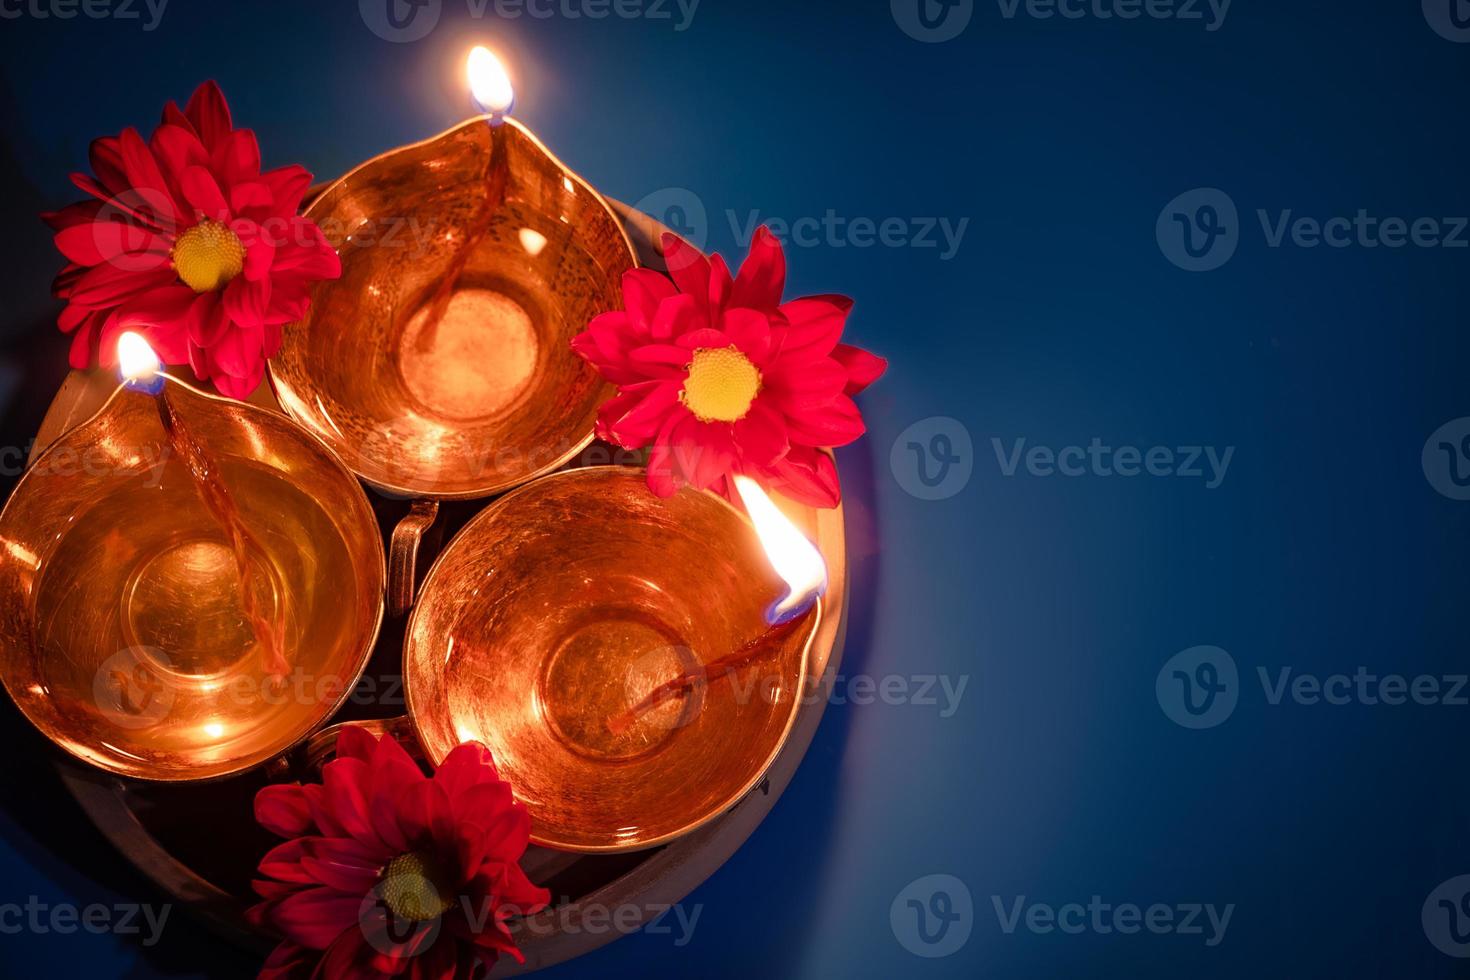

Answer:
[27,201,851,973]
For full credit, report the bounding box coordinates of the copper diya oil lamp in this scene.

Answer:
[0,337,385,781]
[400,467,827,852]
[268,52,638,613]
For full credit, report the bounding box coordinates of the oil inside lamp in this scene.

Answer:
[608,478,828,732]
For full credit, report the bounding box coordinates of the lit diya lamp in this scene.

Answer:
[400,467,827,852]
[269,48,639,613]
[0,334,384,780]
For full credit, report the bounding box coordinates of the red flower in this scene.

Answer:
[248,729,549,980]
[43,81,341,399]
[571,227,885,508]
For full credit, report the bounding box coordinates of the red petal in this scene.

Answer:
[41,199,103,233]
[184,81,233,151]
[256,783,316,838]
[395,780,454,851]
[731,226,787,311]
[258,838,315,885]
[88,136,128,194]
[831,343,887,395]
[660,232,712,313]
[54,220,162,266]
[180,166,229,221]
[607,381,681,446]
[259,165,314,220]
[300,838,386,894]
[645,408,691,497]
[213,128,261,187]
[766,447,841,508]
[783,394,865,447]
[223,275,271,330]
[117,127,182,226]
[776,295,853,362]
[271,886,362,951]
[321,757,376,845]
[721,308,774,364]
[369,734,424,853]
[733,397,789,466]
[68,261,174,308]
[434,742,498,801]
[621,267,677,333]
[335,726,378,763]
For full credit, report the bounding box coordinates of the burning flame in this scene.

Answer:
[117,331,161,387]
[733,475,827,625]
[467,46,514,119]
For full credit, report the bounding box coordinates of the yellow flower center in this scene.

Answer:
[379,851,456,922]
[681,347,761,423]
[172,220,245,293]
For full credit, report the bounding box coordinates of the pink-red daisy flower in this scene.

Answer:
[43,81,340,399]
[571,227,885,507]
[248,729,548,980]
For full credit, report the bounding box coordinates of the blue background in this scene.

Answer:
[1,0,1469,976]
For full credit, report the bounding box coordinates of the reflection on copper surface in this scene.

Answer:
[404,467,821,852]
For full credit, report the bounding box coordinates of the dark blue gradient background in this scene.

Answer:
[1,1,1468,977]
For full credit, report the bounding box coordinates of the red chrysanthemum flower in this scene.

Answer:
[571,227,885,508]
[248,729,549,980]
[43,81,341,399]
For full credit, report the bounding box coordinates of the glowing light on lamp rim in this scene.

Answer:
[467,46,514,118]
[117,331,161,385]
[733,475,827,624]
